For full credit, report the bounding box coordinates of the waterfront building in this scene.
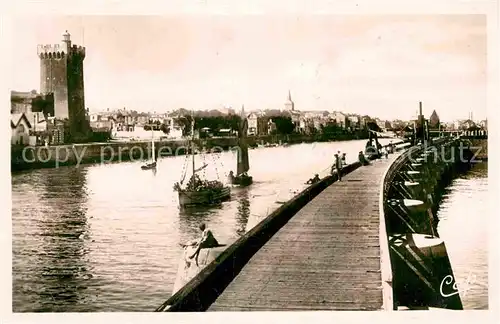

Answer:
[10,113,32,145]
[312,118,325,131]
[375,118,386,131]
[461,119,476,130]
[114,109,135,131]
[256,115,271,135]
[329,111,348,129]
[10,90,55,145]
[444,122,455,130]
[247,112,259,136]
[479,119,487,130]
[38,31,91,141]
[360,115,373,129]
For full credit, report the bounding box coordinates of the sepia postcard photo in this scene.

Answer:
[2,1,498,323]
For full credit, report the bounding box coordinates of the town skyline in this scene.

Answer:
[10,15,487,122]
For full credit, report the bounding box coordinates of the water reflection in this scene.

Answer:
[39,168,91,311]
[234,189,251,237]
[177,203,222,242]
[437,162,488,309]
[13,167,95,311]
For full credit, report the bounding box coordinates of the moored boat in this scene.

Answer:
[141,125,157,170]
[228,105,253,187]
[141,161,157,170]
[173,110,231,207]
[177,184,231,207]
[231,174,253,186]
[365,129,383,159]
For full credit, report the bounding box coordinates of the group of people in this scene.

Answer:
[173,174,224,192]
[227,170,250,183]
[330,151,346,180]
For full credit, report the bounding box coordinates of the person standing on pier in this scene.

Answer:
[332,153,343,181]
[341,153,347,166]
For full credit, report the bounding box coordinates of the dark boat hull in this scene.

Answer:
[141,162,157,170]
[231,175,253,187]
[178,187,231,207]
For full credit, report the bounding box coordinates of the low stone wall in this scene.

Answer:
[380,138,474,310]
[11,140,184,171]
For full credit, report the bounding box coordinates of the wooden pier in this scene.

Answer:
[209,154,399,311]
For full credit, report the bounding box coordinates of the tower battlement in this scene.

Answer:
[37,44,65,57]
[37,44,86,58]
[70,44,86,58]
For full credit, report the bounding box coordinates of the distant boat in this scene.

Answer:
[141,126,157,170]
[229,105,253,187]
[364,129,382,159]
[173,110,231,207]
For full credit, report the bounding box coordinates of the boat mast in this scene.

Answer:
[191,110,195,176]
[151,126,155,161]
[237,104,249,175]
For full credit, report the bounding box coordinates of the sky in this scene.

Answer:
[9,15,487,122]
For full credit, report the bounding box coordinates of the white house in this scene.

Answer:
[89,113,100,122]
[329,111,347,128]
[347,115,360,129]
[11,113,32,145]
[247,112,259,136]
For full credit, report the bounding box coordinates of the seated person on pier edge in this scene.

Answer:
[358,151,370,165]
[306,174,321,184]
[180,223,219,266]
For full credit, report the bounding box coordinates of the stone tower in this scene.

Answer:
[284,90,295,111]
[38,31,89,141]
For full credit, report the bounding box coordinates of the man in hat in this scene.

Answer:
[331,153,343,181]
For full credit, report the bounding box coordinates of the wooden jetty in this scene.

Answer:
[209,154,399,311]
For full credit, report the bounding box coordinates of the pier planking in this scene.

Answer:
[209,154,400,311]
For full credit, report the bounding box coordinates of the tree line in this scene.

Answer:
[169,114,382,137]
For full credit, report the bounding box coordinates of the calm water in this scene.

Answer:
[436,161,489,310]
[12,139,395,312]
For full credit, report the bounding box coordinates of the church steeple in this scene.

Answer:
[285,90,294,111]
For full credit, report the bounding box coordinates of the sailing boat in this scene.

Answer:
[173,111,231,207]
[141,125,157,170]
[364,129,382,159]
[229,105,253,187]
